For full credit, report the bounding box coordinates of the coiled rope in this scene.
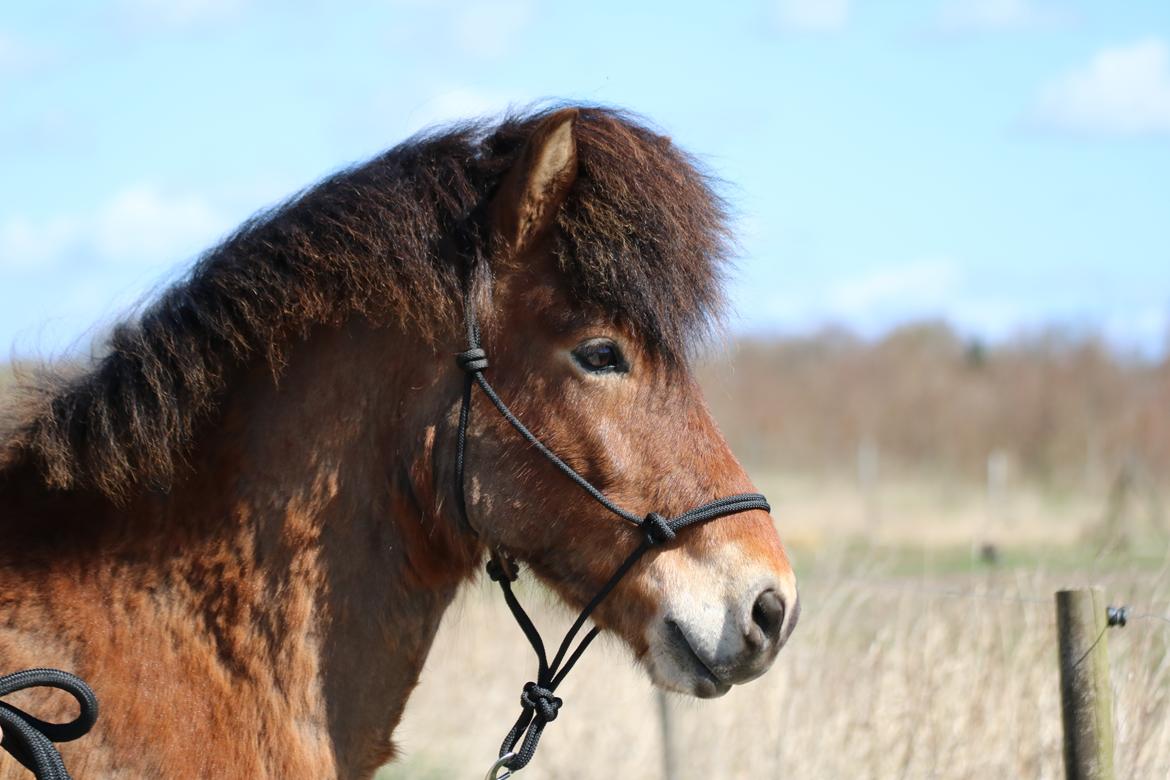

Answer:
[0,668,98,780]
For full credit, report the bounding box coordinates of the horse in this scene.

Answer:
[0,105,798,778]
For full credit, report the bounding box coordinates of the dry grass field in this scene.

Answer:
[0,364,16,396]
[379,488,1170,779]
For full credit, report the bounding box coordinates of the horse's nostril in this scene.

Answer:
[752,589,786,643]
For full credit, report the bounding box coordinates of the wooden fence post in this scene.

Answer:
[857,437,879,536]
[656,689,679,780]
[1055,587,1115,780]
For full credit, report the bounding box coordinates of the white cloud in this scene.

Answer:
[737,259,962,336]
[385,0,534,58]
[407,87,524,129]
[775,0,850,32]
[0,186,229,272]
[93,187,227,265]
[735,253,1167,355]
[1101,305,1170,357]
[0,215,80,271]
[826,259,961,316]
[1035,38,1170,136]
[934,0,1062,33]
[367,85,534,143]
[115,0,245,30]
[0,31,55,75]
[453,0,533,58]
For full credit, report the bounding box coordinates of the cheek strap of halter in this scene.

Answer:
[452,286,770,776]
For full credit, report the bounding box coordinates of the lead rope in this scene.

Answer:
[452,285,769,777]
[0,668,98,780]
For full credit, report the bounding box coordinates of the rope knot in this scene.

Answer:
[486,557,517,583]
[641,512,676,546]
[520,682,562,722]
[455,347,488,373]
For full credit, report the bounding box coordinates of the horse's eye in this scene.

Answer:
[572,339,628,374]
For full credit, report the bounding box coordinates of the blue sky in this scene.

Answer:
[2,0,1169,358]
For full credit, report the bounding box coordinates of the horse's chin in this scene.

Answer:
[653,669,733,699]
[641,622,734,699]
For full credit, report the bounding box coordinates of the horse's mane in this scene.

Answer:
[0,105,732,500]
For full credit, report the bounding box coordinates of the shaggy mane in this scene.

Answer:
[0,105,732,500]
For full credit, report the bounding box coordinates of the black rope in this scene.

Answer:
[0,668,98,780]
[453,284,770,773]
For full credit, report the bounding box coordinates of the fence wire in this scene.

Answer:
[837,575,1170,630]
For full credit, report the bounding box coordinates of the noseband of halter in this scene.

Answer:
[452,286,770,777]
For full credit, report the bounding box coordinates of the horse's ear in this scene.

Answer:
[491,108,578,257]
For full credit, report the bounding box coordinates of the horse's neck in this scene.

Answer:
[202,321,481,770]
[0,321,480,778]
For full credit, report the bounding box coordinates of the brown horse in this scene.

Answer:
[0,106,798,778]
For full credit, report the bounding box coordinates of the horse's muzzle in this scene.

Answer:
[653,577,799,697]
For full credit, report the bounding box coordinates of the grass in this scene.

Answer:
[795,539,1170,579]
[384,564,1170,779]
[382,477,1170,779]
[0,364,16,395]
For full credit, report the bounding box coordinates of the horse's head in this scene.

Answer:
[457,109,797,698]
